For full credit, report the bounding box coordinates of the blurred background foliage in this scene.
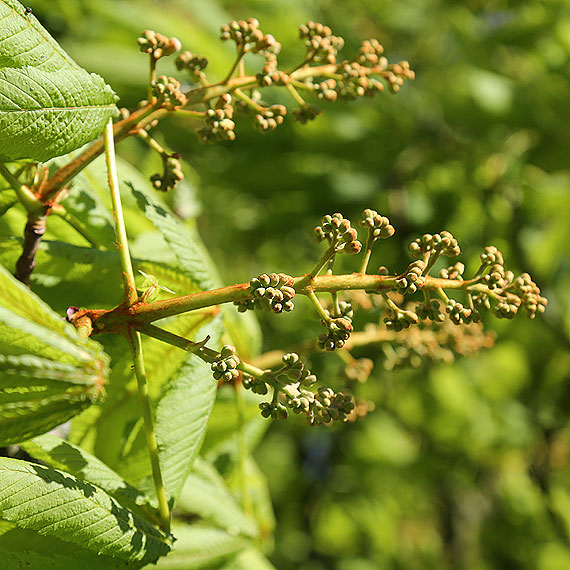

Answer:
[20,0,570,568]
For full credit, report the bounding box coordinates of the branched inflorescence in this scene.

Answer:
[14,20,546,432]
[136,18,414,148]
[215,208,546,424]
[242,353,354,426]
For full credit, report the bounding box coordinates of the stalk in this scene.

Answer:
[104,119,170,534]
[128,329,171,534]
[104,119,138,305]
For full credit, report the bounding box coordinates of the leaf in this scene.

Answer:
[152,320,223,507]
[0,188,17,217]
[0,0,118,162]
[0,520,147,569]
[120,316,224,508]
[70,315,223,511]
[154,523,247,570]
[220,548,278,570]
[176,458,258,539]
[20,433,157,524]
[202,386,268,462]
[0,237,208,316]
[127,180,217,290]
[0,457,170,563]
[0,262,109,445]
[226,457,275,544]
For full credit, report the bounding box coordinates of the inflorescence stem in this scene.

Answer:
[88,273,490,336]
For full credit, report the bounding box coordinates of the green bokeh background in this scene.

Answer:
[21,1,570,568]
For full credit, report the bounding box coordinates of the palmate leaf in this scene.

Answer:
[176,457,258,539]
[20,433,157,524]
[0,262,109,445]
[154,524,248,570]
[126,180,218,291]
[70,311,223,510]
[0,520,150,569]
[220,548,278,570]
[0,457,170,564]
[0,0,118,162]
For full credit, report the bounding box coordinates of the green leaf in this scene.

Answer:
[152,320,223,507]
[226,457,275,544]
[154,523,248,570]
[220,548,278,570]
[70,315,223,510]
[0,457,170,563]
[0,238,206,314]
[0,263,109,445]
[0,188,17,217]
[20,433,157,524]
[176,458,258,539]
[127,181,217,290]
[0,520,147,569]
[202,386,268,462]
[0,0,118,162]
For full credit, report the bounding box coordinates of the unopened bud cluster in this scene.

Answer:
[257,383,354,425]
[256,54,289,87]
[318,317,353,351]
[446,298,478,325]
[513,273,547,318]
[337,62,385,100]
[150,76,186,108]
[359,209,395,241]
[357,39,385,67]
[299,21,344,64]
[480,246,504,267]
[175,51,209,82]
[396,260,426,294]
[221,18,281,54]
[439,262,465,280]
[138,30,181,59]
[416,299,446,322]
[289,387,354,426]
[314,213,362,254]
[281,353,317,386]
[198,94,235,143]
[234,273,295,314]
[255,104,287,132]
[409,231,461,259]
[137,22,414,147]
[327,300,354,320]
[150,155,183,192]
[484,263,513,290]
[211,345,240,382]
[384,309,419,332]
[242,375,268,395]
[380,61,415,93]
